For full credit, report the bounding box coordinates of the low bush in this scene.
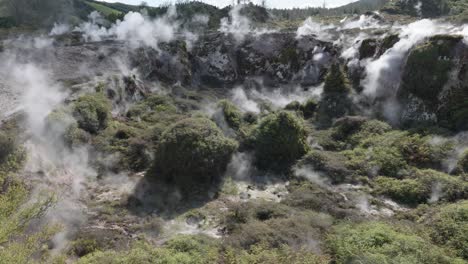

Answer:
[73,93,112,134]
[327,222,463,264]
[150,118,238,194]
[252,111,309,173]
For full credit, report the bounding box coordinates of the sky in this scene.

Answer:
[98,0,359,9]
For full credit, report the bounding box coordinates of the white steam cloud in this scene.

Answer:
[220,4,274,43]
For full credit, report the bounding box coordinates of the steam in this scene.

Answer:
[294,165,330,188]
[414,1,423,17]
[112,7,177,49]
[0,52,97,252]
[74,11,109,42]
[441,132,468,173]
[63,6,201,50]
[231,87,261,113]
[50,23,70,36]
[360,19,459,123]
[230,84,322,114]
[296,18,335,41]
[341,13,384,30]
[225,152,254,181]
[429,182,442,203]
[220,4,273,44]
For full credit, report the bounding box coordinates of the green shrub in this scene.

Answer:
[285,101,302,112]
[327,222,463,264]
[332,117,391,147]
[373,177,430,205]
[127,94,177,119]
[252,111,309,172]
[0,132,15,165]
[401,35,460,103]
[285,99,317,119]
[64,124,90,147]
[456,150,468,174]
[359,38,378,59]
[301,99,318,119]
[373,170,468,205]
[224,243,329,264]
[151,118,237,194]
[218,100,242,130]
[315,64,353,127]
[71,239,99,257]
[296,150,351,184]
[413,169,468,202]
[429,201,468,259]
[77,235,220,264]
[282,180,355,219]
[344,142,408,178]
[225,210,332,250]
[73,93,112,134]
[125,138,152,172]
[224,201,293,231]
[323,64,349,94]
[397,134,453,169]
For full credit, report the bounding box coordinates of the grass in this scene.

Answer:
[85,1,122,16]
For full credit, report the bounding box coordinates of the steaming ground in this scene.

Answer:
[1,4,468,260]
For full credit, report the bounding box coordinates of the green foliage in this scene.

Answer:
[327,222,463,264]
[0,161,56,264]
[359,38,378,59]
[125,138,152,172]
[0,131,15,165]
[151,117,237,194]
[297,150,351,184]
[3,0,75,27]
[73,93,112,134]
[332,117,392,147]
[343,130,452,177]
[456,150,468,174]
[84,1,121,16]
[378,34,400,56]
[401,35,461,103]
[373,177,430,205]
[323,64,349,94]
[218,100,242,130]
[71,239,99,257]
[224,244,329,264]
[382,0,450,17]
[225,206,332,250]
[282,180,354,218]
[252,111,309,173]
[344,131,409,178]
[373,169,468,205]
[428,200,468,259]
[398,134,453,168]
[285,99,317,119]
[301,98,318,119]
[316,64,352,127]
[77,235,220,264]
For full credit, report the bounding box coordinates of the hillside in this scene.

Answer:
[0,1,468,263]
